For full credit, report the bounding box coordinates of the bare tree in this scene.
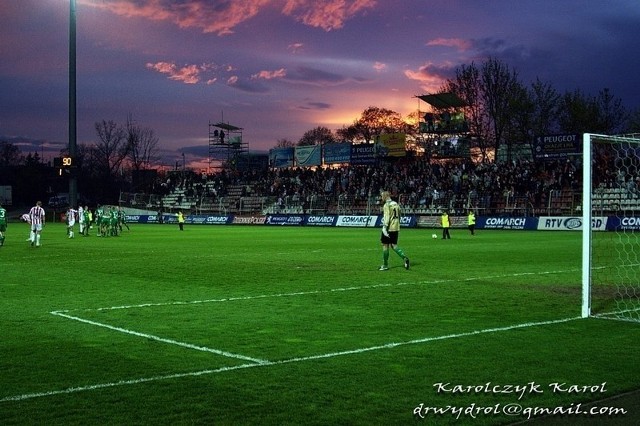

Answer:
[626,108,640,133]
[0,140,22,166]
[125,115,159,171]
[336,122,367,143]
[298,126,336,146]
[529,78,560,136]
[94,119,128,177]
[444,58,527,161]
[443,63,492,160]
[481,57,522,157]
[275,138,295,148]
[558,88,626,135]
[557,89,600,134]
[356,106,405,143]
[595,88,626,134]
[503,82,534,162]
[336,107,407,144]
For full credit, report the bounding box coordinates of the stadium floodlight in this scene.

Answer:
[68,0,78,208]
[582,133,640,323]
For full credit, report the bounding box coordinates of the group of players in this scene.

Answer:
[0,201,130,249]
[65,205,130,239]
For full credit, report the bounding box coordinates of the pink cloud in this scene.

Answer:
[288,43,305,53]
[80,0,270,36]
[80,0,378,35]
[426,37,473,51]
[252,68,287,80]
[146,61,205,84]
[281,0,377,31]
[404,62,454,93]
[373,61,386,72]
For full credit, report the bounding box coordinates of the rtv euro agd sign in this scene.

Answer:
[537,217,607,231]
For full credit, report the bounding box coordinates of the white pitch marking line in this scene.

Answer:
[272,316,582,364]
[50,311,268,365]
[0,316,581,403]
[12,268,581,403]
[0,363,259,403]
[61,268,581,313]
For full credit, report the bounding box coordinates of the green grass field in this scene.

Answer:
[1,224,639,425]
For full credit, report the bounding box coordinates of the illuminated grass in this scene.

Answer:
[1,225,639,425]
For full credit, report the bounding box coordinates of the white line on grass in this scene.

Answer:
[0,316,581,403]
[50,311,268,365]
[62,268,580,313]
[5,268,581,403]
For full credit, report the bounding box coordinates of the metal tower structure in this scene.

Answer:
[415,92,472,159]
[208,121,248,172]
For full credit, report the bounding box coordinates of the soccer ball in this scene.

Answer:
[432,233,438,239]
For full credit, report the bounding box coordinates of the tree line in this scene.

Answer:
[279,57,640,162]
[0,115,159,206]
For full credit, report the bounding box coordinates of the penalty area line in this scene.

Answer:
[65,268,582,313]
[1,316,581,403]
[0,363,259,403]
[49,311,268,365]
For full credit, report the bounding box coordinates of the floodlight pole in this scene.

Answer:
[69,0,78,208]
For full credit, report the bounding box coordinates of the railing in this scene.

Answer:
[121,189,640,217]
[194,196,226,215]
[118,192,162,209]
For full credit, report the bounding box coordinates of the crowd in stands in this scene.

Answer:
[256,157,582,212]
[149,152,638,215]
[142,145,640,214]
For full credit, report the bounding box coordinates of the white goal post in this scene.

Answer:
[582,133,640,322]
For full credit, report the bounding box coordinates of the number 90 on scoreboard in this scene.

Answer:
[53,156,74,175]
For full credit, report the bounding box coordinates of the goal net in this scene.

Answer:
[583,133,640,322]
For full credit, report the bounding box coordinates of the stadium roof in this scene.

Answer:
[212,122,243,131]
[416,92,466,109]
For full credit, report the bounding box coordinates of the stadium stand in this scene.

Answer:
[119,156,640,216]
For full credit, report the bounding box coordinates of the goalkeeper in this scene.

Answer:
[379,191,410,271]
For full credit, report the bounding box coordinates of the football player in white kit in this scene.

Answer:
[66,206,78,238]
[78,205,85,235]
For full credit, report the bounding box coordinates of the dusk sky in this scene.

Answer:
[2,0,639,170]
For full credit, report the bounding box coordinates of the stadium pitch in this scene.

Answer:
[1,224,639,425]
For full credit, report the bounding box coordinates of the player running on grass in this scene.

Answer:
[28,200,45,247]
[379,191,410,271]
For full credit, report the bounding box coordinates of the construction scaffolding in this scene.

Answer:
[415,92,473,159]
[208,121,248,172]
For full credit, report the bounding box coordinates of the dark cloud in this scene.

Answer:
[298,102,332,110]
[226,76,270,93]
[285,66,347,85]
[179,145,210,157]
[0,135,66,159]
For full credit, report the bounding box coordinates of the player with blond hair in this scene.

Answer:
[379,191,410,271]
